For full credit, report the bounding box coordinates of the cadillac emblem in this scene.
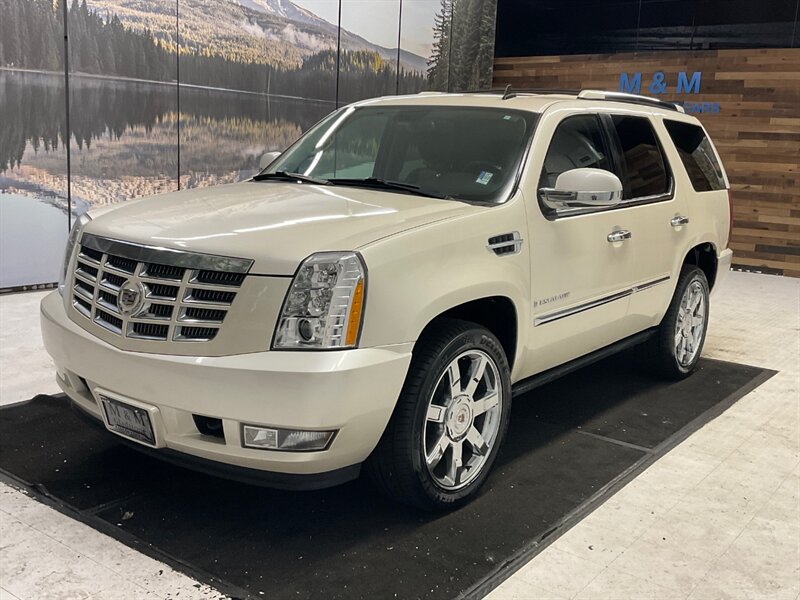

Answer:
[118,279,147,316]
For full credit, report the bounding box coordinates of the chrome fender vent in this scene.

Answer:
[487,231,524,256]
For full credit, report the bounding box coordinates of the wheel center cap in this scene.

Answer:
[118,279,147,317]
[446,396,473,440]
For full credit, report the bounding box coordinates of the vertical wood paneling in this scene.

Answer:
[494,49,800,277]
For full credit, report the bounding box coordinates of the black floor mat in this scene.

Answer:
[0,357,772,600]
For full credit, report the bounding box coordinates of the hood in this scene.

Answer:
[86,181,476,275]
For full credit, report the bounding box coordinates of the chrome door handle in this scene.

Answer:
[671,215,690,227]
[607,229,632,243]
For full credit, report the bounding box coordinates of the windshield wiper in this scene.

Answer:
[327,177,451,200]
[252,171,330,185]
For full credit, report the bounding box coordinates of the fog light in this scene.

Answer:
[242,425,335,452]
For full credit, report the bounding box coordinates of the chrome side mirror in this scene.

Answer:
[259,151,282,170]
[539,168,623,215]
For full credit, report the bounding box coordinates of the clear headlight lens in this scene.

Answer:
[58,213,91,296]
[273,252,366,349]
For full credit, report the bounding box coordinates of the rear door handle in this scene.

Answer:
[671,215,690,227]
[607,229,632,243]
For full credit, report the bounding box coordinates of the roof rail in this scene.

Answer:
[577,90,685,113]
[466,87,581,97]
[415,87,684,113]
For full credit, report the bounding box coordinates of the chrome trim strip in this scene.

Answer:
[632,275,671,293]
[534,275,671,326]
[72,298,91,318]
[81,233,254,274]
[535,289,632,326]
[541,180,675,221]
[77,253,101,268]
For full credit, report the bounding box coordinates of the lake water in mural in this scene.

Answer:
[0,69,333,285]
[1,70,333,204]
[0,193,69,288]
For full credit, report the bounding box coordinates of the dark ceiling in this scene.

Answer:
[494,0,799,56]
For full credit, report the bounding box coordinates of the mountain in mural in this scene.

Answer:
[86,0,428,72]
[235,0,333,28]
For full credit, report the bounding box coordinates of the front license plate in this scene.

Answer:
[100,396,155,446]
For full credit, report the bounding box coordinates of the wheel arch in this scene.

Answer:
[417,296,519,370]
[682,242,718,289]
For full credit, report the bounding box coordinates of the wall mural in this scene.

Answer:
[0,0,499,289]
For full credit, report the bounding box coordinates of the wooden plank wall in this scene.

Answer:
[494,49,800,277]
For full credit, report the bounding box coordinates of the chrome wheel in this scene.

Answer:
[674,280,706,367]
[423,349,503,491]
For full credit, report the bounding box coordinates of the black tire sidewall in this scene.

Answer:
[408,325,511,509]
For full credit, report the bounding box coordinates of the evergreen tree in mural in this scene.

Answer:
[428,0,453,91]
[0,0,65,71]
[428,0,498,92]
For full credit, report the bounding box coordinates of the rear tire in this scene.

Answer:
[366,318,511,511]
[642,265,710,380]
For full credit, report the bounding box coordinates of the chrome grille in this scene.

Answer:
[70,235,252,343]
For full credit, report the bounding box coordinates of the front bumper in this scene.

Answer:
[40,292,412,483]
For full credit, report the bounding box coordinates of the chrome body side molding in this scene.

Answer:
[534,275,671,326]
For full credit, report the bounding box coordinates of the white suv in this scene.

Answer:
[41,89,733,509]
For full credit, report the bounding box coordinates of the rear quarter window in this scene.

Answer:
[664,120,727,192]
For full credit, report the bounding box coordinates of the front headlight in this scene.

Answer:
[273,252,366,350]
[58,213,91,296]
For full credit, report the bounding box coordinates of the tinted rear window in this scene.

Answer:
[664,120,727,192]
[610,115,671,199]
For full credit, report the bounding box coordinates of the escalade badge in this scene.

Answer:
[118,280,147,317]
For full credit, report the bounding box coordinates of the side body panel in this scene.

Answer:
[357,195,532,383]
[517,104,638,377]
[628,113,731,328]
[604,110,691,331]
[514,102,730,376]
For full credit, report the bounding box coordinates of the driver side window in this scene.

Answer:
[539,114,612,188]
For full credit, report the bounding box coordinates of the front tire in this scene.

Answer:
[643,265,710,380]
[366,319,511,511]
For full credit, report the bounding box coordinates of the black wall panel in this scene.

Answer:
[495,0,800,57]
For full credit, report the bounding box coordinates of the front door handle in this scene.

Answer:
[607,229,632,243]
[671,215,690,227]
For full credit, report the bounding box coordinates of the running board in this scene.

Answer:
[511,328,656,398]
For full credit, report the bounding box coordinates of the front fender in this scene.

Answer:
[357,200,530,380]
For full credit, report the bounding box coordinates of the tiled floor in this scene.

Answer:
[488,271,800,600]
[1,271,798,599]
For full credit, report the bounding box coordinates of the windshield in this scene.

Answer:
[260,105,538,203]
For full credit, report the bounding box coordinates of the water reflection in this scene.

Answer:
[0,69,333,208]
[0,193,68,288]
[0,69,333,286]
[179,85,331,189]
